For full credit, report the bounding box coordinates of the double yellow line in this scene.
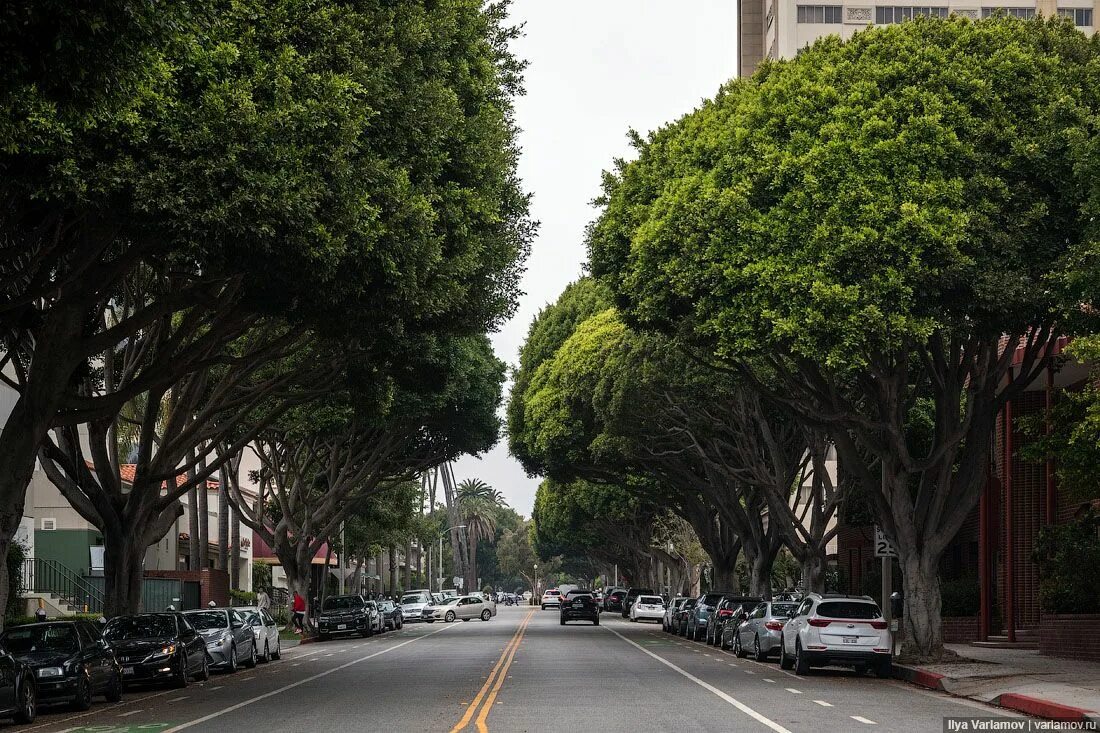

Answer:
[450,609,535,733]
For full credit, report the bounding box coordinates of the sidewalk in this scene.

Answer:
[894,643,1100,722]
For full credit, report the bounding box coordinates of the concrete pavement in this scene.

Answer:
[25,606,1027,732]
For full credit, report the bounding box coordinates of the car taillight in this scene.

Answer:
[718,609,733,618]
[869,620,888,630]
[808,619,831,627]
[765,621,783,631]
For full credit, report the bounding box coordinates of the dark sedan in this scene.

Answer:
[1,621,121,710]
[559,593,600,625]
[674,598,697,636]
[104,613,209,689]
[603,589,626,613]
[378,600,403,631]
[706,596,762,646]
[0,643,37,723]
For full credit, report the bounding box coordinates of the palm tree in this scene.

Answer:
[457,479,505,592]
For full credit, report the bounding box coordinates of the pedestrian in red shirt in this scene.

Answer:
[292,592,306,633]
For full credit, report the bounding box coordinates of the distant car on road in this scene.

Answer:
[317,595,378,640]
[233,606,281,662]
[732,601,799,660]
[433,595,496,622]
[620,587,655,618]
[685,591,733,641]
[629,595,666,623]
[663,597,689,632]
[673,598,697,636]
[1,620,121,711]
[184,607,257,672]
[780,594,891,677]
[400,591,435,624]
[423,597,461,622]
[104,613,209,689]
[603,588,626,613]
[378,600,403,631]
[560,593,600,625]
[540,589,562,610]
[706,596,761,646]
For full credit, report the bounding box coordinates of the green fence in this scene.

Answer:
[82,576,183,612]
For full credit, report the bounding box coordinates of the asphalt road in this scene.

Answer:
[21,606,1023,733]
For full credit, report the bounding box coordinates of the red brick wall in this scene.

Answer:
[942,616,979,644]
[1040,614,1100,661]
[146,569,230,607]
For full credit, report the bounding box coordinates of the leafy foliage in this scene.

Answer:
[1033,509,1100,614]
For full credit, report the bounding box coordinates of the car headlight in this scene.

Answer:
[152,644,177,658]
[319,616,330,623]
[36,667,64,678]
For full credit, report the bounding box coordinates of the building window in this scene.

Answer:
[981,6,1037,18]
[1058,7,1093,25]
[40,518,56,530]
[797,5,844,22]
[876,6,950,23]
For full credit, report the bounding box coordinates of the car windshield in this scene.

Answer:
[104,615,176,640]
[439,597,461,606]
[2,624,79,654]
[185,611,229,630]
[682,599,696,609]
[402,593,430,604]
[771,603,798,617]
[241,612,262,627]
[546,590,560,595]
[817,601,881,620]
[639,596,663,604]
[702,594,724,606]
[323,596,362,611]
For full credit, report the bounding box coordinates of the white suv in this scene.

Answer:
[540,589,562,609]
[629,595,666,623]
[779,593,891,677]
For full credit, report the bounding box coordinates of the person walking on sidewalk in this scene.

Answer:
[292,591,306,633]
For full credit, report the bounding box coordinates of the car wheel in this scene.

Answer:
[541,605,546,610]
[481,610,491,621]
[874,658,892,678]
[72,673,93,711]
[246,641,259,667]
[794,641,810,676]
[13,680,36,724]
[560,617,566,626]
[594,616,600,626]
[105,670,123,702]
[174,653,190,688]
[197,653,210,681]
[779,635,794,670]
[734,633,746,658]
[754,635,768,662]
[272,639,282,660]
[227,644,238,673]
[260,641,271,663]
[445,611,456,623]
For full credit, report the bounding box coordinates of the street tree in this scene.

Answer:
[588,17,1100,657]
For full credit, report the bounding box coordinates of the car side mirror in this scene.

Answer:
[231,621,243,630]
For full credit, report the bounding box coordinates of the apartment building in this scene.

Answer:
[738,0,1096,76]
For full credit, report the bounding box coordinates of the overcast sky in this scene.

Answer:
[452,1,738,517]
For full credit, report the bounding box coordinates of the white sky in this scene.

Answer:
[452,1,739,517]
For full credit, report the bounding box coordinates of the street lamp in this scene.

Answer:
[533,563,539,605]
[438,525,467,592]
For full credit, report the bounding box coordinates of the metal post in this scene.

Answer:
[1046,362,1056,525]
[1005,376,1016,643]
[438,534,444,592]
[979,466,991,642]
[338,522,345,595]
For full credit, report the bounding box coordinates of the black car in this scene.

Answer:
[378,600,403,631]
[0,642,37,724]
[1,621,122,711]
[317,595,376,640]
[103,613,209,689]
[706,596,762,646]
[603,589,626,613]
[620,587,655,618]
[560,593,600,626]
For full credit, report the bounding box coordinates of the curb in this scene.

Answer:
[892,663,947,691]
[298,634,320,645]
[994,693,1094,722]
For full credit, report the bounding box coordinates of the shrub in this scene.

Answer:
[940,576,980,617]
[5,540,26,620]
[252,562,272,592]
[1033,509,1100,614]
[229,589,257,606]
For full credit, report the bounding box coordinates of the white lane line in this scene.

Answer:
[785,688,802,694]
[813,700,833,707]
[209,686,223,690]
[851,716,877,725]
[744,670,755,675]
[602,625,794,733]
[762,678,775,683]
[118,710,143,717]
[162,621,457,732]
[168,696,188,702]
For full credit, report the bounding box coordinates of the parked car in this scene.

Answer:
[0,620,121,711]
[603,588,626,613]
[779,593,891,677]
[432,595,496,622]
[663,597,689,632]
[684,591,730,640]
[423,597,461,622]
[718,604,754,650]
[560,593,600,625]
[378,600,403,631]
[0,642,37,723]
[705,596,761,646]
[620,588,655,618]
[318,595,379,640]
[629,595,666,623]
[233,606,281,662]
[674,598,697,635]
[103,613,209,688]
[183,607,257,672]
[540,589,562,610]
[400,591,434,624]
[731,601,799,660]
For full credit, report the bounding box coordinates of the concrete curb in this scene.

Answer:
[894,663,1099,722]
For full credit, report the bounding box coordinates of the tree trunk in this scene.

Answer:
[283,554,315,634]
[689,564,702,596]
[404,539,412,590]
[441,465,466,584]
[899,551,943,660]
[103,531,147,617]
[229,504,240,590]
[712,563,740,593]
[217,466,230,572]
[801,552,827,594]
[187,484,200,570]
[748,553,773,600]
[350,557,363,594]
[388,546,397,594]
[467,535,478,593]
[196,452,209,569]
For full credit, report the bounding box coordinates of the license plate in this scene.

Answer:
[843,636,859,644]
[122,667,134,675]
[337,624,347,630]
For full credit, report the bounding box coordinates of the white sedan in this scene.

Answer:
[426,595,497,622]
[629,595,667,623]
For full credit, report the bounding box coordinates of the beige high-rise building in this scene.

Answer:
[738,0,1095,77]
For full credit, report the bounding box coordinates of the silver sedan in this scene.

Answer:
[183,608,257,672]
[733,601,800,661]
[233,606,281,662]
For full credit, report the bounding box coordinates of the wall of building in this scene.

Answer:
[34,529,101,577]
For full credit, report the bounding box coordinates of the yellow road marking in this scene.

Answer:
[450,610,534,733]
[474,616,529,733]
